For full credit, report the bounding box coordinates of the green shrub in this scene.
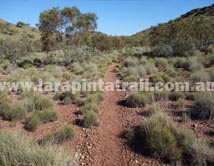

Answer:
[174,58,190,71]
[181,113,190,123]
[147,127,182,161]
[125,113,197,163]
[9,105,26,121]
[191,71,210,83]
[25,110,58,131]
[192,92,214,120]
[189,56,204,72]
[38,110,58,123]
[166,65,177,77]
[79,103,99,115]
[18,60,33,69]
[208,67,214,81]
[122,66,140,79]
[63,96,72,105]
[176,129,195,149]
[185,93,195,101]
[144,63,158,75]
[21,91,53,111]
[53,91,62,100]
[0,92,10,104]
[53,91,80,105]
[152,44,174,57]
[82,111,99,128]
[43,125,76,144]
[72,62,84,74]
[33,58,42,67]
[24,115,40,132]
[85,92,103,104]
[170,36,195,56]
[125,93,149,108]
[153,91,169,101]
[0,131,75,166]
[209,55,214,65]
[145,104,161,116]
[0,101,26,121]
[155,58,168,70]
[16,21,26,27]
[150,74,175,83]
[126,113,182,161]
[186,140,214,166]
[175,98,184,109]
[169,92,185,101]
[189,62,204,72]
[149,75,164,83]
[124,57,139,67]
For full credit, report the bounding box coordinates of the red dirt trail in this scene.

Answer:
[78,63,164,166]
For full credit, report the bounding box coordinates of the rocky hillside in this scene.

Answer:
[131,4,214,46]
[0,19,40,41]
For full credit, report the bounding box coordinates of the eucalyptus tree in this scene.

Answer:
[38,7,98,51]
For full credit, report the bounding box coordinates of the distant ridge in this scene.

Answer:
[131,4,214,45]
[0,19,6,24]
[179,4,214,19]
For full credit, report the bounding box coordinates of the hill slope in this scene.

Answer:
[0,19,40,41]
[131,4,214,47]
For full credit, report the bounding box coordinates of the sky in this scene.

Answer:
[0,0,213,36]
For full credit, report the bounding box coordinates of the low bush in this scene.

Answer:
[72,62,84,74]
[122,66,140,79]
[208,67,214,81]
[82,111,99,128]
[152,44,174,57]
[126,113,179,161]
[165,65,177,77]
[170,37,195,56]
[33,58,42,67]
[191,71,210,83]
[17,60,32,69]
[186,139,214,166]
[144,63,158,75]
[0,99,26,121]
[175,98,184,109]
[185,93,195,101]
[0,131,75,166]
[125,93,150,108]
[144,104,161,116]
[181,113,190,123]
[24,114,40,131]
[53,91,80,105]
[189,62,204,72]
[174,56,204,72]
[125,113,197,163]
[174,58,190,71]
[150,73,175,83]
[149,75,164,83]
[155,58,168,70]
[9,105,26,121]
[38,110,58,123]
[85,92,103,104]
[42,125,76,144]
[124,57,139,67]
[192,92,214,120]
[78,103,99,115]
[209,55,214,65]
[169,92,185,101]
[153,91,169,101]
[25,110,58,131]
[189,56,204,72]
[21,91,54,111]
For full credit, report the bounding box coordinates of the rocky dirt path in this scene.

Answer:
[78,63,164,166]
